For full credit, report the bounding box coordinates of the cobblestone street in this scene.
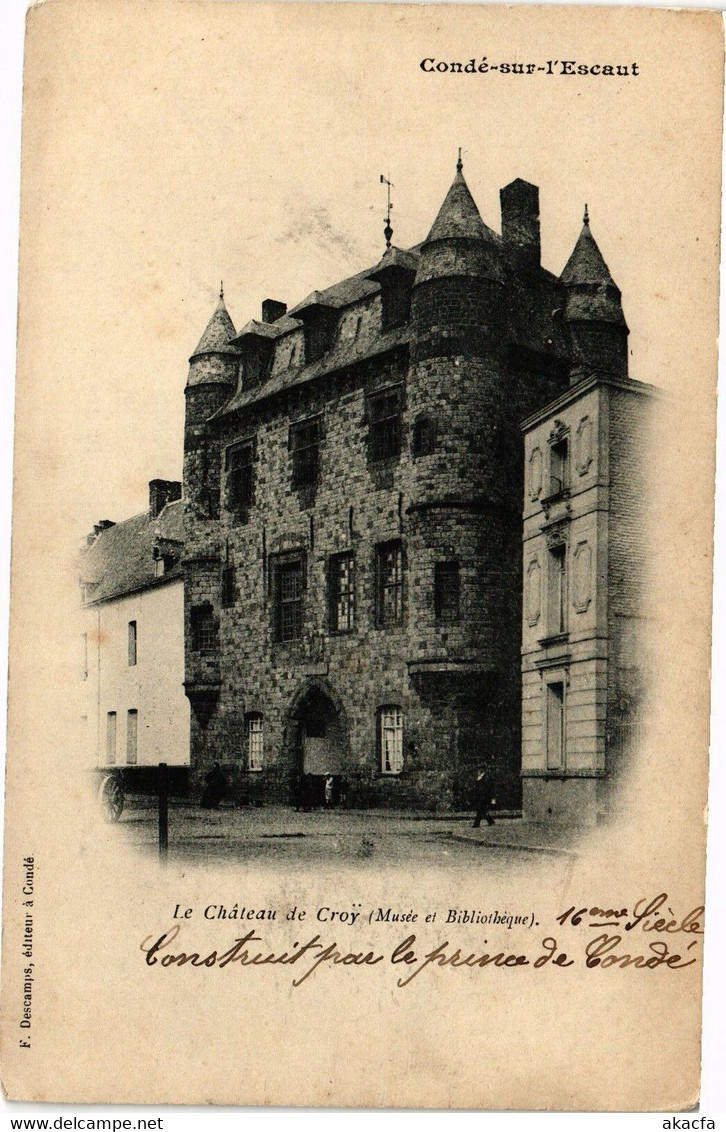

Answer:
[103,799,576,873]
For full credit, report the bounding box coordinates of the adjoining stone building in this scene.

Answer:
[182,158,645,812]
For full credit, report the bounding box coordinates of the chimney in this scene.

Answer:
[261,299,287,324]
[500,179,540,268]
[149,479,182,518]
[87,519,115,545]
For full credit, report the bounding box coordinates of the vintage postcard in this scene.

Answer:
[0,0,723,1111]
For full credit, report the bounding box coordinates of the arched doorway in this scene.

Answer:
[285,681,349,808]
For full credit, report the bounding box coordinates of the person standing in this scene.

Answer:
[472,767,495,828]
[200,763,228,809]
[291,771,304,812]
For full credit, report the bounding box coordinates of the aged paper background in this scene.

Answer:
[0,0,723,1111]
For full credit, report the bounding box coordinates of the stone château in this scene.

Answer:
[181,157,647,815]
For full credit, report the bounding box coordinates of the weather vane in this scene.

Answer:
[380,173,394,249]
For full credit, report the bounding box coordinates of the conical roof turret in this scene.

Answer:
[186,286,240,395]
[426,161,496,244]
[416,156,503,285]
[560,208,627,327]
[190,287,238,359]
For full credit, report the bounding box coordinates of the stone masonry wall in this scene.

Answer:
[185,268,571,811]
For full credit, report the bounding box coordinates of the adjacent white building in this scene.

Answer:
[80,480,189,777]
[520,375,658,825]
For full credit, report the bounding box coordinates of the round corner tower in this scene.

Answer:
[560,208,629,383]
[183,289,239,766]
[405,158,522,806]
[184,288,239,525]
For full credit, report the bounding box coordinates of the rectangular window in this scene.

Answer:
[226,440,255,518]
[376,541,404,627]
[550,437,570,496]
[546,682,565,770]
[290,416,321,486]
[380,707,404,775]
[368,386,402,462]
[191,604,218,653]
[275,559,304,642]
[246,714,264,771]
[106,712,117,765]
[128,620,137,666]
[330,553,355,632]
[81,632,88,681]
[548,544,567,635]
[201,450,220,520]
[434,561,460,623]
[221,566,236,608]
[126,709,138,766]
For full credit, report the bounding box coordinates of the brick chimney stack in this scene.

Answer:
[149,479,182,518]
[500,179,540,268]
[261,299,287,324]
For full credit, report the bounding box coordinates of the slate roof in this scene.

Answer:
[202,171,622,421]
[426,168,498,244]
[560,217,626,326]
[366,246,420,280]
[191,295,238,357]
[80,500,184,604]
[214,246,424,418]
[234,319,290,341]
[216,324,410,418]
[229,313,301,346]
[288,264,390,316]
[560,220,617,288]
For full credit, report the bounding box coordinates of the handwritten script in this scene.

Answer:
[138,892,703,987]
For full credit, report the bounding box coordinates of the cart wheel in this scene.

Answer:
[98,774,124,822]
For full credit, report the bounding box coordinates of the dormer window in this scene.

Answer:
[304,312,337,361]
[238,337,274,386]
[366,249,417,334]
[290,294,338,363]
[379,275,412,332]
[153,537,182,576]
